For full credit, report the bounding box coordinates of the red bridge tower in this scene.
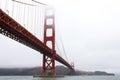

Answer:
[42,9,56,76]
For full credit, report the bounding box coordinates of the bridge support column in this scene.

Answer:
[70,62,76,75]
[42,9,56,76]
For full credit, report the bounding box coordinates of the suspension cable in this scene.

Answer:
[15,0,19,22]
[60,38,69,61]
[12,0,14,17]
[36,6,39,38]
[56,24,69,61]
[5,0,8,14]
[55,41,62,56]
[12,0,36,6]
[23,4,26,27]
[34,6,36,35]
[0,0,1,9]
[17,1,20,23]
[26,5,29,29]
[32,0,48,6]
[32,6,35,34]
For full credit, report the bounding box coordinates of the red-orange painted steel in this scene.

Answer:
[0,9,74,72]
[42,14,56,76]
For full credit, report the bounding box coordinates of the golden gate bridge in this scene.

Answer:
[0,0,75,76]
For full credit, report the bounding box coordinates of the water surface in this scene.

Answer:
[0,76,119,80]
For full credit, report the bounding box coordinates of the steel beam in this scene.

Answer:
[0,9,74,71]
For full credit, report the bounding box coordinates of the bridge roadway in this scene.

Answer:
[0,9,74,71]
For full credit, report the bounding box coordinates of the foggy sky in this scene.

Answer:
[0,0,120,73]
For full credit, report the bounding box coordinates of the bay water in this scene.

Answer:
[0,76,120,80]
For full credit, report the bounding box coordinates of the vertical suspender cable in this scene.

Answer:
[17,2,20,23]
[5,0,7,10]
[5,0,9,14]
[12,0,37,33]
[26,5,28,29]
[0,0,1,9]
[27,5,30,30]
[34,6,36,36]
[17,2,19,22]
[57,25,69,62]
[29,6,32,33]
[12,0,14,17]
[36,6,39,38]
[32,7,35,33]
[23,4,26,28]
[60,38,69,61]
[26,5,29,30]
[14,2,16,21]
[36,6,40,38]
[56,41,62,56]
[19,2,22,24]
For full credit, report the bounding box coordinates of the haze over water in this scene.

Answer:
[0,76,120,80]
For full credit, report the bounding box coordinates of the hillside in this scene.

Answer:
[0,66,114,76]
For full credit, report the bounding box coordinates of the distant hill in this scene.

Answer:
[75,70,115,76]
[0,66,115,76]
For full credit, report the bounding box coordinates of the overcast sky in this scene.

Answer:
[0,0,120,73]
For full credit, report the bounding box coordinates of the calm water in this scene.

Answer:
[0,76,120,80]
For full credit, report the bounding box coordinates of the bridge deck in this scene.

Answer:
[0,9,74,70]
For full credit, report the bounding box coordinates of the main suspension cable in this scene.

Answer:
[32,0,48,6]
[60,37,69,61]
[12,0,36,6]
[55,41,62,56]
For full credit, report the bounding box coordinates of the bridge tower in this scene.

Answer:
[42,9,56,76]
[71,62,76,75]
